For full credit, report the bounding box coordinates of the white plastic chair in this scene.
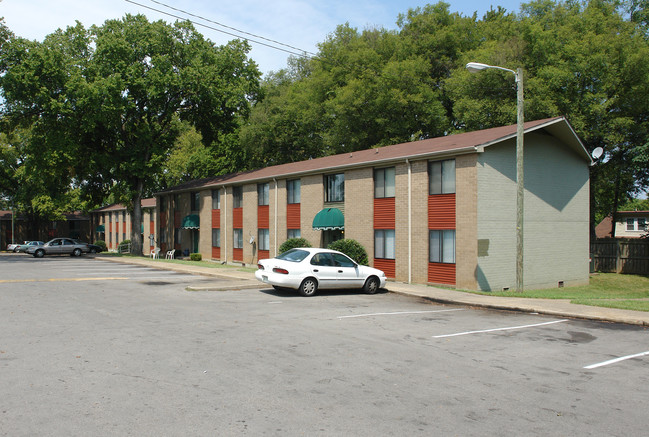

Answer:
[150,248,160,259]
[165,250,174,259]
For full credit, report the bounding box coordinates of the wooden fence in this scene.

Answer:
[590,239,649,275]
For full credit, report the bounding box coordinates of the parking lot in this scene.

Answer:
[1,255,648,436]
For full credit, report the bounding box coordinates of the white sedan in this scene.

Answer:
[255,247,387,296]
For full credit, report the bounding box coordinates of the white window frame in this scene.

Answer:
[428,159,456,195]
[287,179,301,204]
[429,230,455,264]
[374,229,395,260]
[258,229,270,251]
[212,228,220,248]
[325,173,344,202]
[258,183,269,206]
[233,229,243,249]
[374,167,396,198]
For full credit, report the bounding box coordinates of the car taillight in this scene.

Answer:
[273,267,289,275]
[257,264,265,270]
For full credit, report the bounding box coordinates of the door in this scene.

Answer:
[192,230,199,254]
[309,252,340,289]
[332,253,364,289]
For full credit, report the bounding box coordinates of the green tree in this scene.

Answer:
[445,0,649,233]
[241,22,449,167]
[1,15,261,254]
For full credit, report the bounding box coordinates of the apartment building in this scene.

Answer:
[156,117,592,291]
[90,198,157,254]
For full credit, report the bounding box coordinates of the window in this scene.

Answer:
[108,214,112,223]
[287,179,301,204]
[212,228,220,247]
[287,229,301,239]
[233,229,243,249]
[191,191,200,211]
[375,229,395,259]
[212,189,221,209]
[428,159,456,195]
[174,194,180,209]
[627,217,648,231]
[175,229,181,245]
[258,183,269,206]
[258,229,270,250]
[325,173,344,202]
[374,167,395,198]
[233,186,243,208]
[429,230,455,263]
[160,229,167,243]
[160,196,166,211]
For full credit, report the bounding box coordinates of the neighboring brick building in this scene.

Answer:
[1,211,90,249]
[90,198,157,254]
[156,117,593,291]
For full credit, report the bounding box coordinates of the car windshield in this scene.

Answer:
[276,249,310,262]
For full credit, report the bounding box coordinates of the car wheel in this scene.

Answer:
[89,248,97,254]
[298,277,318,297]
[364,276,380,294]
[72,248,82,257]
[13,247,18,253]
[34,249,45,258]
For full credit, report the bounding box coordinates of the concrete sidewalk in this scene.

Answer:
[98,256,649,327]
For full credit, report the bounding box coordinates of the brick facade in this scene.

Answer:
[154,118,591,290]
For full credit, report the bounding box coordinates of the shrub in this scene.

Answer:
[190,253,202,261]
[95,240,107,251]
[328,239,369,265]
[279,237,312,255]
[118,239,131,252]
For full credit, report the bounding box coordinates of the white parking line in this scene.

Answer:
[584,351,649,369]
[433,319,568,338]
[338,309,464,319]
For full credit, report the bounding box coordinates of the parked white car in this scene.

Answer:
[7,241,26,252]
[255,247,387,296]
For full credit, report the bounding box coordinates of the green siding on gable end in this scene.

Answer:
[476,132,590,291]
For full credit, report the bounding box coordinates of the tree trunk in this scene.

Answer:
[130,178,144,256]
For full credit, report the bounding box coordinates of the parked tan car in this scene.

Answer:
[26,238,89,258]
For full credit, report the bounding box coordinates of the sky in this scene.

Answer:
[1,0,525,75]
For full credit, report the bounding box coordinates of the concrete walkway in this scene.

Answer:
[98,256,649,327]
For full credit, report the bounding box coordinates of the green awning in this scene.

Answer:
[95,225,105,232]
[180,214,200,229]
[312,208,344,231]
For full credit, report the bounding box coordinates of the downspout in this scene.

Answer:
[223,186,228,264]
[406,158,412,284]
[273,178,278,257]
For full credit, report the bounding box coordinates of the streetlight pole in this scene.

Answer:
[10,205,15,245]
[466,62,525,292]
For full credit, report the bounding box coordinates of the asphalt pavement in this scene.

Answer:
[97,255,649,327]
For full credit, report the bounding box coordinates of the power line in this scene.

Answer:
[147,0,319,57]
[124,0,318,59]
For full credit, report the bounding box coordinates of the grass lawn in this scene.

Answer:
[471,273,649,312]
[103,252,257,273]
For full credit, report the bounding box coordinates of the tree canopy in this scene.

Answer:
[0,15,261,253]
[2,1,648,242]
[240,0,649,231]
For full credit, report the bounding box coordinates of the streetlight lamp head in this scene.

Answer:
[466,62,491,73]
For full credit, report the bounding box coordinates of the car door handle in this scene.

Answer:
[313,269,319,272]
[338,270,343,273]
